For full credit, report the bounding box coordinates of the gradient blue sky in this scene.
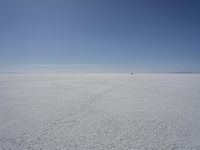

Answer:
[0,0,200,73]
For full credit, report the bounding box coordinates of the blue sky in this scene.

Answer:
[0,0,200,73]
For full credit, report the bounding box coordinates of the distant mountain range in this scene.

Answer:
[170,71,200,74]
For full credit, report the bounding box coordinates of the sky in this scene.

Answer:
[0,0,200,73]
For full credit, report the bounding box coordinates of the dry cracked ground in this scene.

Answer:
[0,74,200,150]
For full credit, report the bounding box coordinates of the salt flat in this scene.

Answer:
[0,74,200,150]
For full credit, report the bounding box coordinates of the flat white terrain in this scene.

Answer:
[0,74,200,150]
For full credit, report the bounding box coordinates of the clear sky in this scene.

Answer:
[0,0,200,73]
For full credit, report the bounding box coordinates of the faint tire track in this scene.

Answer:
[27,80,132,149]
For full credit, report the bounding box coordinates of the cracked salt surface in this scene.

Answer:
[0,74,200,150]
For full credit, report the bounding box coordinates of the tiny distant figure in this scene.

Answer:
[130,73,134,75]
